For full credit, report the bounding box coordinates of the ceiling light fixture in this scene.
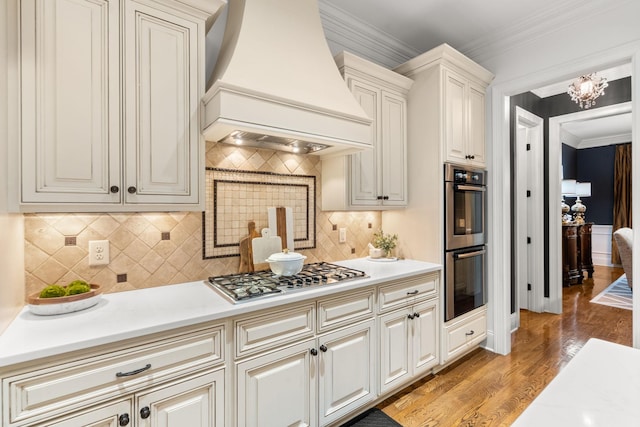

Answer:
[567,73,608,109]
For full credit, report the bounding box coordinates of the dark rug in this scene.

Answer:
[339,408,403,427]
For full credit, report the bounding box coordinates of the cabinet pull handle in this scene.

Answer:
[127,186,137,194]
[407,313,414,320]
[310,348,318,356]
[110,185,120,193]
[406,290,419,295]
[119,413,130,426]
[465,330,475,336]
[140,406,151,419]
[319,344,328,352]
[116,363,151,377]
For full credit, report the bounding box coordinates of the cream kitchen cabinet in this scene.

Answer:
[234,292,376,427]
[322,52,412,210]
[40,369,225,427]
[377,272,439,393]
[13,0,223,212]
[443,68,487,167]
[2,325,225,427]
[442,306,487,364]
[394,44,494,168]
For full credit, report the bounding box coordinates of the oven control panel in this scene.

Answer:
[447,165,485,185]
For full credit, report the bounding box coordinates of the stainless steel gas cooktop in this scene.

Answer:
[207,262,367,303]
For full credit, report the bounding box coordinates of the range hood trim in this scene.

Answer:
[202,81,373,158]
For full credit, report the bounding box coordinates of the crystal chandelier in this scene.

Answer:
[567,73,608,109]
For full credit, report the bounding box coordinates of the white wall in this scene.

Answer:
[0,1,25,333]
[480,1,640,354]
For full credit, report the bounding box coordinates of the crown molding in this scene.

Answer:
[578,133,632,149]
[318,0,420,69]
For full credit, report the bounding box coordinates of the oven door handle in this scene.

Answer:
[455,184,486,192]
[454,249,486,259]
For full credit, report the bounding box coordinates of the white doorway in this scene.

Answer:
[514,107,545,324]
[547,101,632,313]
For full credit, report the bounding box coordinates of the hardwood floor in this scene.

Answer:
[378,266,630,426]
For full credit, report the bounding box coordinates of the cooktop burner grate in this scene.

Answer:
[207,262,367,302]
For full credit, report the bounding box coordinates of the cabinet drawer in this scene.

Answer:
[235,303,315,358]
[443,309,487,363]
[3,326,223,427]
[378,272,438,313]
[317,289,374,333]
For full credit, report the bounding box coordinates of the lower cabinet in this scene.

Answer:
[236,320,376,427]
[38,369,225,427]
[3,326,225,427]
[40,399,133,427]
[379,299,439,393]
[441,306,487,364]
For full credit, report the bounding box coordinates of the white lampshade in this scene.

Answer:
[575,182,591,197]
[561,179,577,196]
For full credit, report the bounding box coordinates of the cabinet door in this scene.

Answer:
[411,299,439,376]
[20,0,121,204]
[137,369,224,427]
[381,91,407,205]
[443,69,468,164]
[467,83,486,167]
[123,0,200,205]
[237,339,317,427]
[378,308,411,394]
[318,320,376,426]
[348,78,381,207]
[41,399,132,427]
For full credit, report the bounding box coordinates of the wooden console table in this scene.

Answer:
[562,222,594,286]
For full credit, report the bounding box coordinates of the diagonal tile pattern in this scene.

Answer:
[23,143,383,299]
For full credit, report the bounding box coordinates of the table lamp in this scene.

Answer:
[571,182,591,224]
[561,179,576,223]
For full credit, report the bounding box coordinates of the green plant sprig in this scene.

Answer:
[372,230,398,252]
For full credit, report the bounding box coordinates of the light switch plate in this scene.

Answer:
[339,228,347,243]
[89,240,110,266]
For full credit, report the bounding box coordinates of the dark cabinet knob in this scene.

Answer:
[470,155,475,159]
[127,186,137,194]
[376,196,383,200]
[310,348,318,356]
[110,185,119,193]
[414,312,420,318]
[119,413,130,426]
[407,314,414,320]
[383,196,389,200]
[140,406,151,419]
[319,344,328,352]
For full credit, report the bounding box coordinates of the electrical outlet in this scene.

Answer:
[89,240,110,266]
[339,228,347,243]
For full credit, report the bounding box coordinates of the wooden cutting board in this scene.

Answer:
[268,206,294,251]
[238,221,261,273]
[251,228,282,266]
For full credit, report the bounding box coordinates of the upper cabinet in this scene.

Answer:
[12,0,224,212]
[322,52,413,211]
[395,44,494,168]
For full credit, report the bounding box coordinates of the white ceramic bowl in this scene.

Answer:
[266,250,307,276]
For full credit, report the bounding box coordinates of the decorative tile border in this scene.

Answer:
[203,168,316,259]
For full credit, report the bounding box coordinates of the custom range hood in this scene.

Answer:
[202,0,373,157]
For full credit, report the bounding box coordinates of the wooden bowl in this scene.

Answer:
[28,284,102,315]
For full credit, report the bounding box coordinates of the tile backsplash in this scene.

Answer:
[23,143,382,298]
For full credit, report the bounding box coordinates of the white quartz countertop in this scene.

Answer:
[513,338,640,426]
[0,258,440,367]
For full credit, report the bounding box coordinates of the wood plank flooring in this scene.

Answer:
[378,266,631,426]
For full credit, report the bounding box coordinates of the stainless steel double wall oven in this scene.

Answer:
[444,163,487,322]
